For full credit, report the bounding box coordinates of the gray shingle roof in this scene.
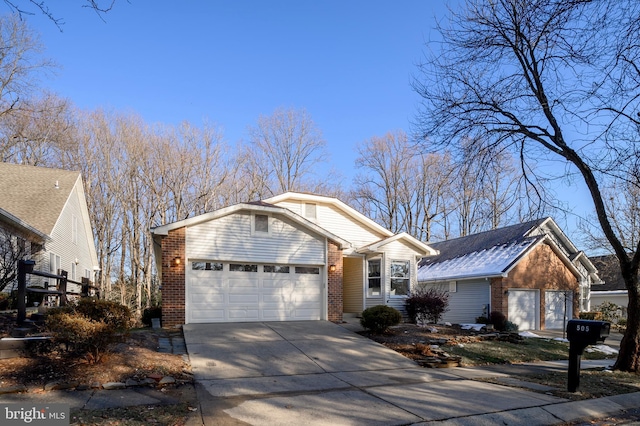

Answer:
[417,218,550,281]
[0,162,80,235]
[590,254,630,291]
[421,218,548,266]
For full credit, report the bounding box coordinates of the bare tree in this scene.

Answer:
[3,0,118,30]
[245,107,330,197]
[414,0,640,371]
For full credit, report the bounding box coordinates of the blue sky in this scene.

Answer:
[25,0,597,243]
[31,1,449,177]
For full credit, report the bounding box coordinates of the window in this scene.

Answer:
[72,214,78,244]
[367,259,381,297]
[295,266,320,274]
[71,262,76,281]
[192,262,223,271]
[253,213,270,235]
[85,269,92,279]
[304,203,317,220]
[390,260,410,296]
[264,265,290,273]
[49,252,61,275]
[230,264,258,272]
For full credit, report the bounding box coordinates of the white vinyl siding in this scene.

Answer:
[274,200,387,250]
[343,257,363,313]
[187,211,325,265]
[46,183,93,293]
[420,279,490,324]
[382,240,419,314]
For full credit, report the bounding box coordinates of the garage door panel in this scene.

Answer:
[228,308,260,320]
[190,293,225,304]
[295,308,321,319]
[229,293,260,304]
[263,294,291,303]
[545,291,572,329]
[263,279,293,289]
[191,309,226,321]
[229,279,259,288]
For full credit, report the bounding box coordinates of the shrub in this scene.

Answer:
[142,306,162,327]
[405,287,449,325]
[579,311,603,320]
[489,311,507,331]
[360,305,402,333]
[45,299,131,364]
[504,320,519,332]
[475,316,490,324]
[0,292,9,310]
[595,301,622,323]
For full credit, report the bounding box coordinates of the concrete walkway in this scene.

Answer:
[183,321,640,425]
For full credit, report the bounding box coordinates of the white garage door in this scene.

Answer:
[545,290,573,330]
[187,262,323,323]
[508,289,539,330]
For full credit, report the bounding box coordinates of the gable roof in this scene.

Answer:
[357,232,438,256]
[264,192,394,238]
[0,162,81,235]
[151,202,351,250]
[418,218,590,282]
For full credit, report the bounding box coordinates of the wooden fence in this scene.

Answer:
[16,259,100,325]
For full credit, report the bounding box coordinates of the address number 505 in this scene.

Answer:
[576,325,590,332]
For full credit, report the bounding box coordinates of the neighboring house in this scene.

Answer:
[0,163,99,297]
[417,218,601,330]
[151,192,437,327]
[590,254,630,318]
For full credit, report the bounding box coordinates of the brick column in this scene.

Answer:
[327,240,343,322]
[161,227,186,327]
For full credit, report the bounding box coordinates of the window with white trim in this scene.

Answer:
[304,203,317,220]
[252,213,270,235]
[367,259,381,297]
[390,260,410,296]
[50,252,61,275]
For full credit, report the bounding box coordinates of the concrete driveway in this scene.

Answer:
[183,321,568,425]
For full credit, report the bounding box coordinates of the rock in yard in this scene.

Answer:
[158,376,175,385]
[102,382,126,390]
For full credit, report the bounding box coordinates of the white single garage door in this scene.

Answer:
[187,261,323,323]
[508,289,539,330]
[545,290,573,330]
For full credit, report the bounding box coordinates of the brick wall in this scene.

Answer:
[161,227,186,327]
[327,240,343,322]
[491,242,579,329]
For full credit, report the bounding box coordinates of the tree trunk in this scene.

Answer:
[613,273,640,371]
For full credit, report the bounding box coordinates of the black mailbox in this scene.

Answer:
[566,320,610,345]
[565,319,611,392]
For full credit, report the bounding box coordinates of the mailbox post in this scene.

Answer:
[566,319,610,392]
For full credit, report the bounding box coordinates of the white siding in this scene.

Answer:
[381,240,419,315]
[186,211,325,265]
[274,200,386,249]
[45,183,95,294]
[420,280,490,324]
[343,257,363,313]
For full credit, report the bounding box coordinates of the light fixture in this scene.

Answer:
[174,256,182,266]
[329,264,336,272]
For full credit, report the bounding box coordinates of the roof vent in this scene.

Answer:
[54,180,59,189]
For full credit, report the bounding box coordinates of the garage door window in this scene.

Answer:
[230,264,258,272]
[192,262,223,271]
[264,265,290,273]
[295,266,320,274]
